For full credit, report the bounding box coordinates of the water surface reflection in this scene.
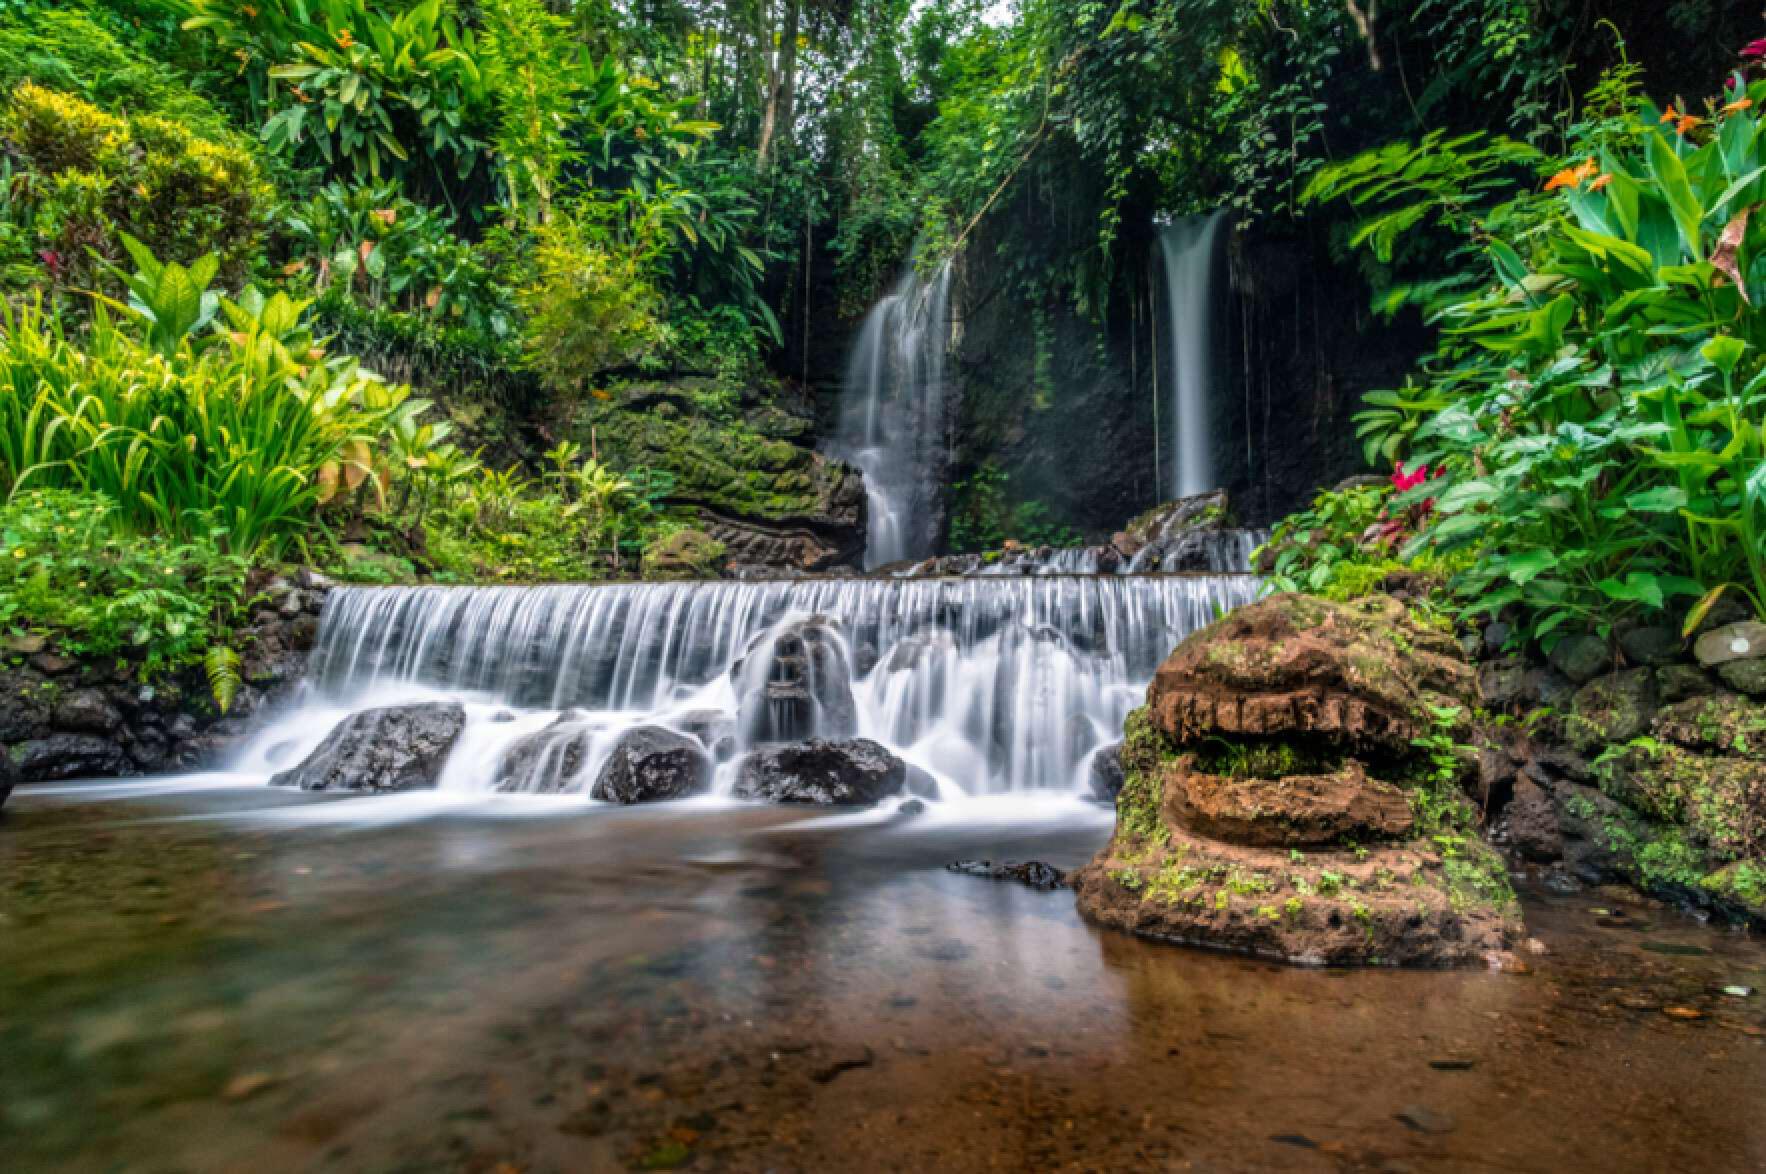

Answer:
[2,783,1763,1171]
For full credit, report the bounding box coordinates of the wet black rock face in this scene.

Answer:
[1088,742,1124,802]
[270,702,466,793]
[735,617,857,744]
[732,738,906,805]
[592,726,712,804]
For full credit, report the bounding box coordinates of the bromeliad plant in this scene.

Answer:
[1308,60,1766,645]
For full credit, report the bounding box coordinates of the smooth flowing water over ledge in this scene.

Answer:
[3,784,1765,1172]
[245,574,1261,797]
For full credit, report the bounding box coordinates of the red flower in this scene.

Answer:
[37,249,62,277]
[1391,462,1439,493]
[1743,37,1766,61]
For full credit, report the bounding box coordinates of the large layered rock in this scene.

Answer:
[1073,594,1521,968]
[733,738,906,805]
[591,726,711,804]
[270,702,465,793]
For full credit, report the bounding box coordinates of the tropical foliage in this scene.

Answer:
[1305,53,1766,646]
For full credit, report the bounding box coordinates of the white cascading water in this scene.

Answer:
[238,573,1260,800]
[835,260,954,569]
[1160,212,1227,499]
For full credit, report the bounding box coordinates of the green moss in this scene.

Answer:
[575,380,839,522]
[1191,737,1342,779]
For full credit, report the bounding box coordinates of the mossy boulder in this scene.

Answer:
[640,529,725,581]
[1564,669,1658,756]
[573,378,864,571]
[1074,595,1520,968]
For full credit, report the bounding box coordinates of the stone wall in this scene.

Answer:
[0,572,329,790]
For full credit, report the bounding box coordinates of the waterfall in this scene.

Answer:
[1160,213,1227,499]
[244,574,1260,799]
[836,260,954,569]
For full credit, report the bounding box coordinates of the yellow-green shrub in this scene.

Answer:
[0,83,272,287]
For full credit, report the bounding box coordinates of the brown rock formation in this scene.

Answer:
[1074,594,1521,968]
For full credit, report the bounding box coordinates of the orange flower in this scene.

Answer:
[1545,159,1599,191]
[1661,104,1680,124]
[1676,113,1705,135]
[336,28,354,48]
[1724,98,1754,115]
[1590,173,1613,192]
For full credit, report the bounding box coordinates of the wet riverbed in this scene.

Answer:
[3,782,1764,1172]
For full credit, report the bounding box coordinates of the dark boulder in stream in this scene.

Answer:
[270,702,466,793]
[733,738,906,805]
[591,726,711,804]
[947,860,1066,890]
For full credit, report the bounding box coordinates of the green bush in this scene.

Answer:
[284,181,517,342]
[0,488,249,676]
[0,9,249,153]
[0,82,271,287]
[1308,62,1766,645]
[516,204,666,393]
[0,246,409,557]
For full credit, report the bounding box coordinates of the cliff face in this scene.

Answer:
[906,219,1428,542]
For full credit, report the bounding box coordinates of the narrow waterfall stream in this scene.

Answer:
[835,260,954,569]
[238,572,1260,799]
[1159,212,1227,499]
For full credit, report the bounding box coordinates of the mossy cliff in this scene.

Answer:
[1073,593,1521,968]
[569,377,865,572]
[1490,669,1766,925]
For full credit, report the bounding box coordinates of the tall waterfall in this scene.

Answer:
[1159,213,1227,499]
[836,260,954,569]
[243,574,1259,799]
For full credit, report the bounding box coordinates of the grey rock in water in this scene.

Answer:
[494,714,597,793]
[591,726,711,804]
[671,710,738,762]
[733,738,905,805]
[270,702,465,792]
[947,859,1066,890]
[1088,742,1125,801]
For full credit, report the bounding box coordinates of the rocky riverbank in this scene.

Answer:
[0,572,329,795]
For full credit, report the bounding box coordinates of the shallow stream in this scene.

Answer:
[4,782,1764,1172]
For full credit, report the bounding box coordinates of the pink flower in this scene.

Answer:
[1743,37,1766,61]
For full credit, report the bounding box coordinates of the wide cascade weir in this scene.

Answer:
[255,569,1261,798]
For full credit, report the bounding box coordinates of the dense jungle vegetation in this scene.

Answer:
[0,0,1763,700]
